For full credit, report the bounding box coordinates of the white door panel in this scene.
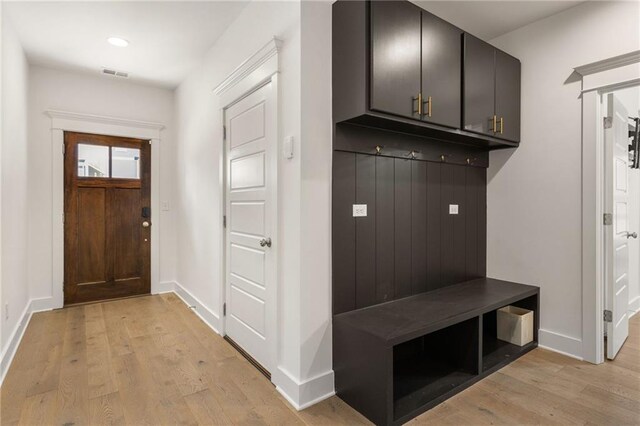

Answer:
[605,93,630,359]
[229,102,265,149]
[230,243,265,286]
[230,285,266,336]
[230,152,265,189]
[231,202,265,236]
[224,82,276,373]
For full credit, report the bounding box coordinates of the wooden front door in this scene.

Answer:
[64,132,151,305]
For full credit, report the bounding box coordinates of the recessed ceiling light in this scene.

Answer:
[107,37,129,47]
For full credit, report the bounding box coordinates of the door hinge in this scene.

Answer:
[62,143,66,156]
[604,310,613,322]
[62,212,65,224]
[604,117,613,129]
[223,125,227,141]
[604,213,613,226]
[223,215,227,228]
[223,303,226,316]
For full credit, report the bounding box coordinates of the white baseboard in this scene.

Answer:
[538,328,583,360]
[629,296,640,316]
[173,281,222,334]
[155,280,177,294]
[0,297,54,385]
[30,296,55,312]
[273,366,335,410]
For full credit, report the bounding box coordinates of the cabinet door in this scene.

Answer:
[421,12,462,128]
[463,34,495,136]
[495,50,521,142]
[370,1,422,120]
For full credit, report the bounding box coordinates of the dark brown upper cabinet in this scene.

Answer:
[370,1,422,120]
[370,2,462,127]
[495,50,521,142]
[333,0,520,149]
[421,11,462,129]
[463,34,521,143]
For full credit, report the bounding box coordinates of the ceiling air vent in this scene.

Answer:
[102,68,129,78]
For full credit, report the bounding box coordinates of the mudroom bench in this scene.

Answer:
[333,278,539,425]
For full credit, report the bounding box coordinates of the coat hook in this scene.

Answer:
[409,150,419,159]
[440,154,446,162]
[375,145,383,155]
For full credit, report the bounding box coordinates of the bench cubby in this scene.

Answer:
[333,278,539,425]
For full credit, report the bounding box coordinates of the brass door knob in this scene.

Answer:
[142,221,150,228]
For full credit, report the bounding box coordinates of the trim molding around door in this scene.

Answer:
[45,110,165,309]
[577,50,640,364]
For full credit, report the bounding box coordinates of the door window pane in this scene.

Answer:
[111,147,141,179]
[78,144,109,177]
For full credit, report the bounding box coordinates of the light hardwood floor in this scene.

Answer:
[1,293,639,425]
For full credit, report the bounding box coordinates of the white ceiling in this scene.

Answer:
[412,1,584,40]
[4,1,585,89]
[3,1,249,88]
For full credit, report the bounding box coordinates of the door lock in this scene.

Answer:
[259,237,272,248]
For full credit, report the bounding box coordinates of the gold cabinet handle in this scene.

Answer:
[499,117,504,134]
[490,115,497,132]
[423,96,432,117]
[412,93,422,116]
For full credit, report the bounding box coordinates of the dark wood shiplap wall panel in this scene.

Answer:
[375,156,395,304]
[333,151,357,314]
[332,150,488,315]
[426,163,442,292]
[394,159,412,298]
[355,155,376,309]
[478,172,488,277]
[411,161,428,295]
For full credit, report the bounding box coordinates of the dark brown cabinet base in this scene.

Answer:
[333,278,539,425]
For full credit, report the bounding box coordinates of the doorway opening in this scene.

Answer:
[601,86,640,360]
[63,131,152,305]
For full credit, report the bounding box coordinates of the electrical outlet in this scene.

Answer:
[449,204,459,215]
[353,204,367,217]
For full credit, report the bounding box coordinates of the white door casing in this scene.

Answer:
[224,82,277,372]
[605,93,630,359]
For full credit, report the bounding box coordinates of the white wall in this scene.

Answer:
[298,0,333,402]
[486,1,640,358]
[174,0,334,408]
[27,66,176,304]
[1,12,30,372]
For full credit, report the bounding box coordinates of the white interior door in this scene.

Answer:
[224,82,276,372]
[605,93,630,359]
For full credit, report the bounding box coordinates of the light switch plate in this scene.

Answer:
[283,136,294,159]
[161,201,170,211]
[353,204,367,217]
[449,204,459,215]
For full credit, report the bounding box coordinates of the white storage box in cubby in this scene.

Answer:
[497,305,534,346]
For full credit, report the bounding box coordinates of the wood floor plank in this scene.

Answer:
[86,304,119,399]
[88,392,126,426]
[3,296,640,426]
